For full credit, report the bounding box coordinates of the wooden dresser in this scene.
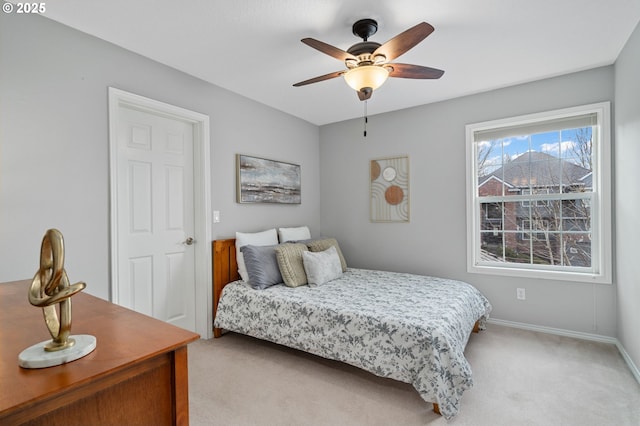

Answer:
[0,280,200,425]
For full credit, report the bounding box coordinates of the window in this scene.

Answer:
[466,103,611,283]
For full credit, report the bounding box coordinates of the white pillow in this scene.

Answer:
[235,228,278,282]
[302,246,343,287]
[278,226,311,243]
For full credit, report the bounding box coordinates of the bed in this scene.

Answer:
[212,238,492,419]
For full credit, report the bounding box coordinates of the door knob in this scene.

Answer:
[184,237,195,245]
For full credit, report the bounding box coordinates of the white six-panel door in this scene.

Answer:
[116,105,196,332]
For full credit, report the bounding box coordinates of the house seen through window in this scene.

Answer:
[466,103,611,283]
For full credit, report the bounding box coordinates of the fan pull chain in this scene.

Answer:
[363,100,368,137]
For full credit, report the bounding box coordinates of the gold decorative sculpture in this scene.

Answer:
[28,229,86,351]
[19,229,97,368]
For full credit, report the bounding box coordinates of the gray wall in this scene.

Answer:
[319,67,617,337]
[1,11,636,370]
[614,22,640,374]
[0,12,320,300]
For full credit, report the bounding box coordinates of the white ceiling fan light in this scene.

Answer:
[343,65,389,92]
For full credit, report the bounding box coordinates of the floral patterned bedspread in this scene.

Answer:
[214,268,492,419]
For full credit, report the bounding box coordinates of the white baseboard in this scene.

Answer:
[487,318,617,343]
[615,340,640,385]
[487,318,640,385]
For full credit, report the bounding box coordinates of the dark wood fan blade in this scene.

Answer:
[387,63,444,79]
[373,22,434,62]
[301,38,357,62]
[293,70,344,87]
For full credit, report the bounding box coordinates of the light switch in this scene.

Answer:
[213,210,220,223]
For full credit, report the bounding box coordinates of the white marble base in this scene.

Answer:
[18,335,97,369]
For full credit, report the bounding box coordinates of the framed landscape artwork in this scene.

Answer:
[370,156,409,222]
[236,154,301,204]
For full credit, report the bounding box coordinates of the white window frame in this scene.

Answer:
[465,102,612,284]
[521,188,550,207]
[520,219,549,241]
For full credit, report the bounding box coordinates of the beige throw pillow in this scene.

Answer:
[274,243,309,287]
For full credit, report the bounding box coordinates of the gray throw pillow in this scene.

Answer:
[240,244,283,290]
[306,238,347,272]
[302,246,343,287]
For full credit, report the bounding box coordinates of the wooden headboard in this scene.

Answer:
[212,238,239,338]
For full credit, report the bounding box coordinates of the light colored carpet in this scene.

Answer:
[188,323,640,425]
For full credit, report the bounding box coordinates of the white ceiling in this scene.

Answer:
[40,0,640,125]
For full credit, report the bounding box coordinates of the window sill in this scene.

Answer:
[468,263,612,284]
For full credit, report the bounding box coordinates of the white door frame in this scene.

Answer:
[108,87,212,339]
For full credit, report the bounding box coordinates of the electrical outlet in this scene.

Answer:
[516,288,526,300]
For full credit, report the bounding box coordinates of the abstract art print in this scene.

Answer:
[370,156,409,222]
[236,154,301,204]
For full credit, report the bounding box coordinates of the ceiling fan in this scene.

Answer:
[293,19,444,101]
